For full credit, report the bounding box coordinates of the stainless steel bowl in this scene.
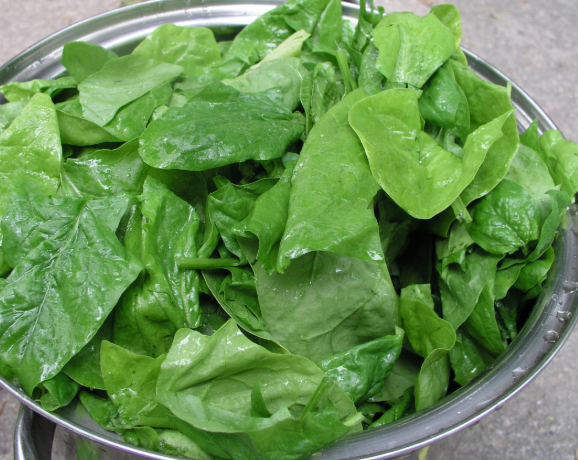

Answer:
[2,1,578,459]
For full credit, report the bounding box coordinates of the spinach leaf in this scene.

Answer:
[368,351,421,402]
[451,61,520,205]
[318,327,404,403]
[100,341,169,427]
[207,178,277,260]
[449,328,494,386]
[539,129,578,196]
[223,57,307,111]
[368,388,413,429]
[349,88,511,219]
[431,4,462,48]
[0,182,141,394]
[0,101,26,133]
[438,247,502,330]
[0,77,77,102]
[372,11,455,88]
[202,267,272,339]
[279,89,383,270]
[0,94,62,267]
[60,140,149,198]
[139,88,304,171]
[309,0,342,56]
[35,372,80,411]
[463,282,505,356]
[419,60,469,138]
[56,98,123,145]
[59,82,172,143]
[233,164,294,271]
[132,24,222,78]
[254,251,399,363]
[113,178,202,357]
[466,179,542,256]
[156,320,362,460]
[358,42,384,95]
[78,55,183,126]
[62,42,119,83]
[400,284,455,411]
[223,0,333,66]
[63,315,113,390]
[157,430,213,460]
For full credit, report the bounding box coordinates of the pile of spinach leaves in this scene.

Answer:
[1,0,577,458]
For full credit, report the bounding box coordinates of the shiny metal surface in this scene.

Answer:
[3,0,578,459]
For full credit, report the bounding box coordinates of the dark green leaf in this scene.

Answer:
[0,183,141,393]
[318,327,404,403]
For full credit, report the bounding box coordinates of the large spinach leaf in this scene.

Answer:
[155,320,362,460]
[139,87,303,171]
[254,251,399,363]
[278,89,383,270]
[0,182,141,394]
[349,88,511,219]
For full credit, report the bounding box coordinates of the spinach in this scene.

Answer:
[0,1,576,458]
[0,182,141,393]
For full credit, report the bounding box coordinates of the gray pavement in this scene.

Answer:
[1,1,578,459]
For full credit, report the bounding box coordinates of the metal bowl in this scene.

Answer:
[2,1,578,459]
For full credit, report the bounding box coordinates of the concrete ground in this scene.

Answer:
[1,1,578,459]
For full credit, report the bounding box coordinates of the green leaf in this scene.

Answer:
[438,248,502,330]
[233,164,294,271]
[0,183,141,394]
[431,4,462,48]
[449,328,495,386]
[63,315,113,390]
[60,140,149,198]
[155,320,361,460]
[223,0,333,66]
[318,327,404,403]
[368,388,413,429]
[36,372,80,411]
[349,88,511,219]
[400,284,455,411]
[0,77,76,102]
[223,57,307,111]
[372,11,455,88]
[254,252,399,363]
[539,129,578,196]
[157,430,214,460]
[114,178,202,357]
[463,282,506,356]
[368,351,420,402]
[139,86,304,171]
[62,42,119,83]
[101,341,168,426]
[451,61,520,205]
[466,179,542,256]
[207,178,277,260]
[0,94,62,256]
[0,101,26,132]
[132,24,221,78]
[419,60,469,138]
[78,54,183,126]
[279,89,383,270]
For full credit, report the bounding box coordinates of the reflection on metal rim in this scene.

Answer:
[1,1,577,459]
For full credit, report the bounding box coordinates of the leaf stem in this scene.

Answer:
[178,257,242,270]
[450,196,472,224]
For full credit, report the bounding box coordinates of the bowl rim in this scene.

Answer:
[1,1,578,459]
